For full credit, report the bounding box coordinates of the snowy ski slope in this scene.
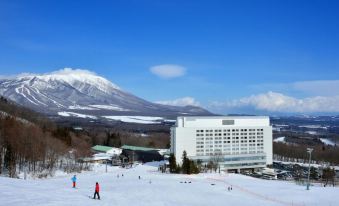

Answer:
[0,162,338,206]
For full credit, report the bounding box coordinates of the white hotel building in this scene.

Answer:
[170,116,272,171]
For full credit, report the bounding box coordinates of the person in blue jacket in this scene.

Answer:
[71,175,77,188]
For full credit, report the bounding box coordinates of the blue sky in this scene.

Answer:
[1,0,339,114]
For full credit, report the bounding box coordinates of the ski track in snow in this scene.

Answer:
[206,177,300,206]
[15,86,39,105]
[31,87,65,108]
[25,87,48,106]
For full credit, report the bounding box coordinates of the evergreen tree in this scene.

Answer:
[189,160,200,174]
[181,151,199,174]
[169,153,177,173]
[176,164,181,173]
[181,150,190,174]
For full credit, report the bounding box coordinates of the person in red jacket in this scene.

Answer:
[93,182,100,200]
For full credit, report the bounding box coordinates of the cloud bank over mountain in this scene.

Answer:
[209,91,339,114]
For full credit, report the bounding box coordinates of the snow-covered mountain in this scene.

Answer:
[0,68,211,119]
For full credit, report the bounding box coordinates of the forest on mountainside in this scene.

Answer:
[0,97,92,178]
[0,97,170,178]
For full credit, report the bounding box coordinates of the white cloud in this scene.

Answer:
[209,91,339,113]
[149,64,186,79]
[156,97,200,107]
[49,68,97,76]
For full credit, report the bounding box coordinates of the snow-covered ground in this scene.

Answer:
[273,136,286,143]
[320,138,336,146]
[89,104,130,111]
[68,105,98,110]
[57,112,98,119]
[1,163,338,206]
[298,125,327,129]
[103,116,164,124]
[305,131,318,135]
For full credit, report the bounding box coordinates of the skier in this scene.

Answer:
[117,174,119,178]
[71,175,77,188]
[93,182,100,200]
[138,176,141,180]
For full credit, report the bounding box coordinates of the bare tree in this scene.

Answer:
[210,150,223,173]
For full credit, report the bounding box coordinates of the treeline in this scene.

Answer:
[0,97,92,178]
[274,131,338,146]
[273,142,339,165]
[89,129,170,149]
[168,151,226,174]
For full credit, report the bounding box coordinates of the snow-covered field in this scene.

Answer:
[298,125,327,130]
[320,138,336,146]
[89,104,130,111]
[57,112,98,119]
[103,116,164,124]
[68,105,98,110]
[273,136,286,143]
[56,113,174,124]
[1,163,338,206]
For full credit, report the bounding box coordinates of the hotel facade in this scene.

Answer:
[170,116,272,171]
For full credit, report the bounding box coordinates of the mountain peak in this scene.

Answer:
[0,68,212,118]
[17,68,121,91]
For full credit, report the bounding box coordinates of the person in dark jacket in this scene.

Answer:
[93,182,100,200]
